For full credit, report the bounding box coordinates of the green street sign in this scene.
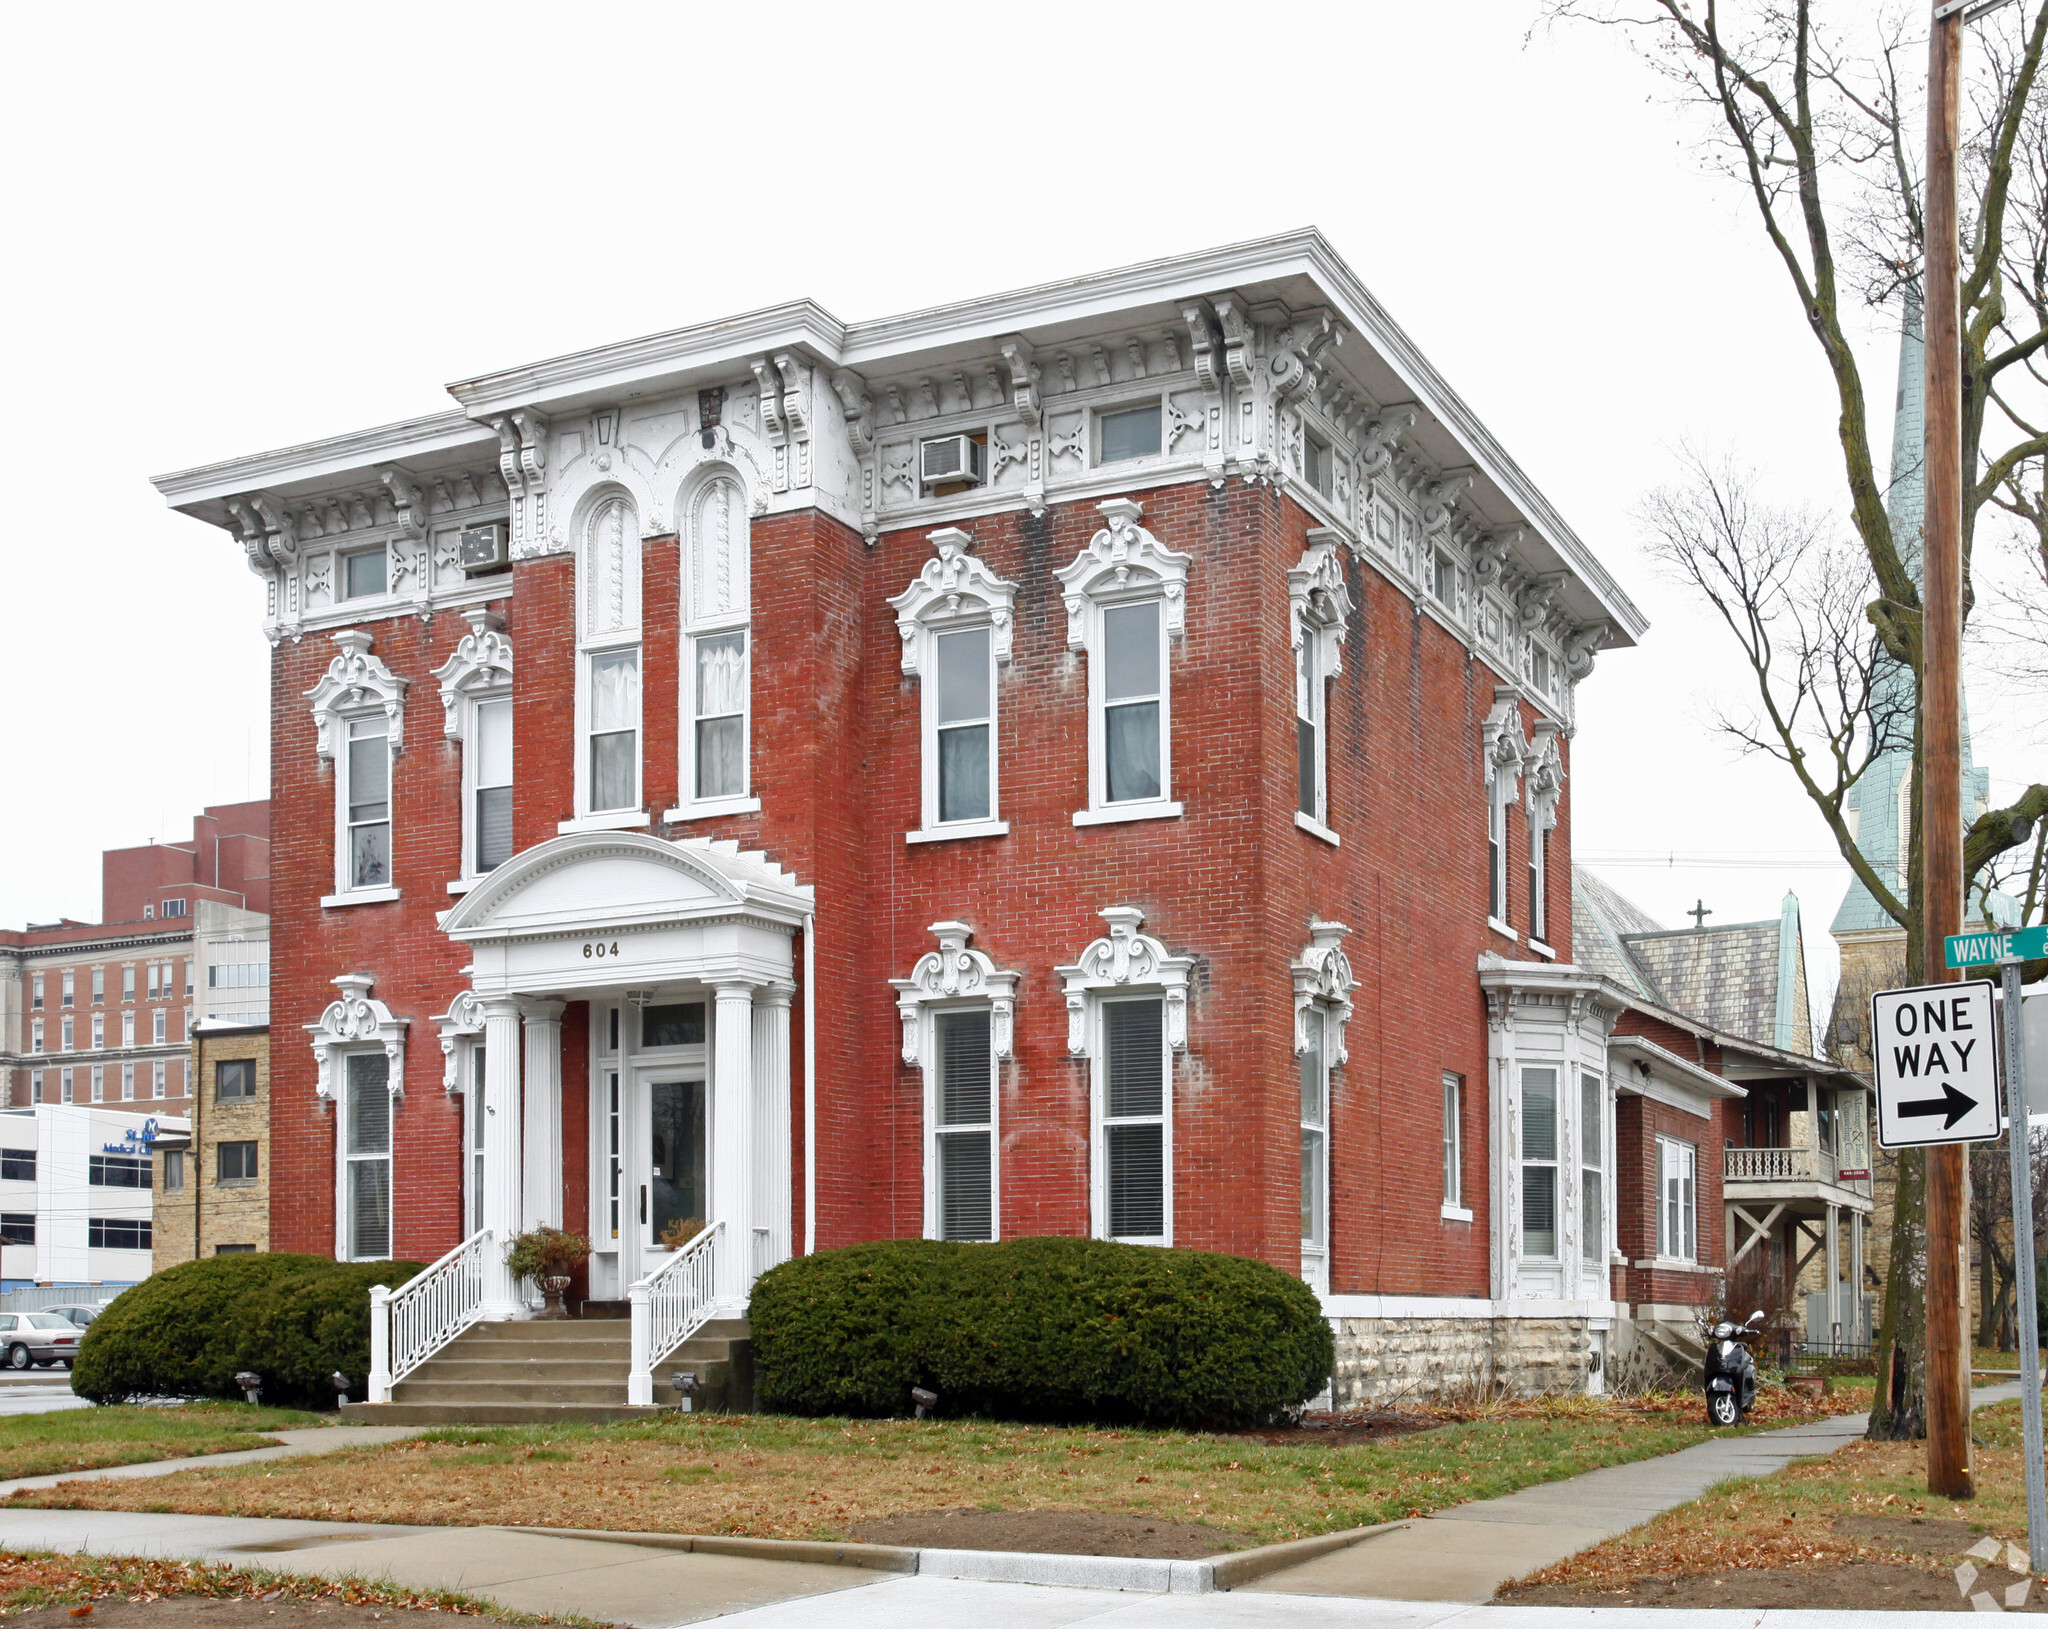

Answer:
[1946,924,2048,968]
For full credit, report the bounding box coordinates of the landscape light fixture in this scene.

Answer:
[671,1371,700,1412]
[910,1387,938,1419]
[234,1371,262,1405]
[331,1372,351,1407]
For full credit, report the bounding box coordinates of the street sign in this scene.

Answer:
[1946,923,2048,968]
[1872,980,2002,1148]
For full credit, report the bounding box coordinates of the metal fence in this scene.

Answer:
[0,1285,126,1316]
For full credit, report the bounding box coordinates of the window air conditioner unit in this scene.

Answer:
[457,524,508,572]
[920,435,985,489]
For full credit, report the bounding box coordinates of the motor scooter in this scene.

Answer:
[1704,1309,1765,1426]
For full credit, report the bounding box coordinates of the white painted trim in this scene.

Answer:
[1294,812,1341,848]
[1634,1258,1719,1275]
[1527,938,1556,960]
[906,820,1010,845]
[322,887,402,909]
[664,796,762,823]
[558,811,652,835]
[1073,801,1183,827]
[1318,1292,1629,1320]
[1440,1202,1475,1222]
[1486,917,1519,944]
[445,879,476,896]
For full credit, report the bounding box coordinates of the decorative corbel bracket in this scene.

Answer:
[1292,921,1357,1063]
[1358,405,1419,480]
[889,921,1021,1069]
[1472,527,1520,586]
[379,467,430,543]
[433,989,485,1095]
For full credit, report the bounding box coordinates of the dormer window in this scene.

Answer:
[1098,404,1161,464]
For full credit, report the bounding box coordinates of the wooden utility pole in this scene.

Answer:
[1924,0,1973,1502]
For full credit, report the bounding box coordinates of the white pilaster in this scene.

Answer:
[1851,1212,1866,1344]
[712,980,756,1311]
[754,983,795,1276]
[479,994,525,1320]
[520,999,566,1234]
[1825,1201,1841,1350]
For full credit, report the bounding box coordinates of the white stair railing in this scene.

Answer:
[627,1220,721,1406]
[368,1227,493,1403]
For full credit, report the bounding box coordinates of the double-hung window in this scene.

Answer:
[29,976,42,1011]
[152,1010,166,1045]
[472,698,514,872]
[673,474,755,819]
[1299,1017,1329,1287]
[60,1018,73,1052]
[1296,636,1320,820]
[122,966,134,1002]
[90,1015,103,1049]
[1102,603,1164,806]
[1290,535,1350,842]
[29,1021,41,1055]
[568,490,644,828]
[934,629,994,825]
[1102,999,1169,1244]
[216,1059,256,1101]
[1488,793,1508,925]
[1530,822,1549,942]
[1658,1137,1697,1262]
[120,1014,134,1047]
[91,967,103,1004]
[471,1043,489,1237]
[343,1053,392,1260]
[433,606,514,877]
[1442,1072,1466,1215]
[90,1066,103,1102]
[61,972,73,1007]
[587,648,640,814]
[932,1010,996,1241]
[344,716,393,890]
[1521,1066,1559,1258]
[1581,1071,1606,1268]
[217,1141,259,1183]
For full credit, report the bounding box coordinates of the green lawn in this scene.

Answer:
[0,1402,324,1482]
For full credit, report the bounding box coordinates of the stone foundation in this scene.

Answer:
[1329,1315,1599,1406]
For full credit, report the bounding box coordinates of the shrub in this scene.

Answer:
[73,1253,419,1408]
[749,1236,1332,1429]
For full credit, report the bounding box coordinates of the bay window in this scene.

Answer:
[1521,1065,1559,1258]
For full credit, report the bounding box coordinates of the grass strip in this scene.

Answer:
[0,1405,326,1483]
[6,1390,1858,1548]
[0,1548,602,1623]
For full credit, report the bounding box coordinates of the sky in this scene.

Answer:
[1,0,2035,1036]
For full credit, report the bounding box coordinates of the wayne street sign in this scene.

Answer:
[1872,980,2002,1149]
[1948,923,2048,968]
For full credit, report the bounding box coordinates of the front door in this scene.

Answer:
[644,1075,708,1256]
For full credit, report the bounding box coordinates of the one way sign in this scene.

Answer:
[1873,980,2002,1149]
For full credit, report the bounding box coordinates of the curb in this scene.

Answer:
[502,1517,1409,1595]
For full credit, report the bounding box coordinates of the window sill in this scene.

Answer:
[906,819,1010,845]
[1487,916,1519,944]
[1633,1257,1712,1273]
[1294,811,1341,848]
[1073,800,1184,828]
[321,887,402,908]
[446,878,477,896]
[1440,1202,1475,1223]
[214,1179,258,1189]
[662,795,762,823]
[1527,938,1557,960]
[558,811,652,835]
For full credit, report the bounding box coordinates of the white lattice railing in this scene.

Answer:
[627,1220,721,1406]
[1724,1147,1838,1185]
[368,1227,492,1403]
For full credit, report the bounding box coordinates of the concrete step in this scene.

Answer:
[416,1357,638,1383]
[454,1322,632,1346]
[338,1401,663,1425]
[393,1378,632,1405]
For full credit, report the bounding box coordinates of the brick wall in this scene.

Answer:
[1616,1090,1725,1310]
[156,1029,270,1265]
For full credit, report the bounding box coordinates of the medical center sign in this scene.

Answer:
[1872,981,2001,1149]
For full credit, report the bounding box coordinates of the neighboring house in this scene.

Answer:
[155,229,1672,1406]
[0,804,271,1113]
[155,1023,270,1266]
[1575,867,1874,1359]
[0,1104,184,1289]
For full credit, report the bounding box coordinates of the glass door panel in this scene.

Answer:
[647,1078,706,1252]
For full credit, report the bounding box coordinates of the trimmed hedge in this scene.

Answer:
[749,1236,1332,1428]
[73,1253,420,1408]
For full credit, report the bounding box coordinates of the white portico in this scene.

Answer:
[437,831,810,1328]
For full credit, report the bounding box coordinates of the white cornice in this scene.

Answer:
[151,411,498,509]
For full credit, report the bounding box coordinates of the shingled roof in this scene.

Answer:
[1572,865,1814,1054]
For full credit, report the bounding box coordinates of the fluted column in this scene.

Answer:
[479,995,525,1320]
[753,983,795,1275]
[520,999,566,1237]
[711,980,756,1311]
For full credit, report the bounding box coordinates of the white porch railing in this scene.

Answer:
[627,1220,721,1407]
[368,1227,493,1403]
[1724,1146,1839,1185]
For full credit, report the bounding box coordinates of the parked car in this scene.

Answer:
[39,1304,104,1331]
[0,1313,84,1369]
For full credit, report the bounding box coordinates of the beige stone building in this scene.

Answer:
[154,1023,269,1265]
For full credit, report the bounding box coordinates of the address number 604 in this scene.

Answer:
[582,941,622,959]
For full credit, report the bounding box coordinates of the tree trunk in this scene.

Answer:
[1872,1147,1932,1438]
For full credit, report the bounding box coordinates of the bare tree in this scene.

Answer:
[1539,0,2048,1440]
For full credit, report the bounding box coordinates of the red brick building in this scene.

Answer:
[155,232,1675,1401]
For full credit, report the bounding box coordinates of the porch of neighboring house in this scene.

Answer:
[1723,1073,1874,1361]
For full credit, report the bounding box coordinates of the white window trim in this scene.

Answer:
[1525,721,1564,947]
[433,990,484,1096]
[571,485,646,823]
[1057,906,1193,1247]
[577,632,643,821]
[891,527,1018,843]
[1289,528,1354,835]
[1293,923,1354,1286]
[1442,1071,1467,1218]
[305,973,408,1107]
[308,629,408,904]
[890,922,1019,1244]
[1519,1062,1562,1263]
[1093,395,1168,468]
[670,471,755,822]
[1657,1134,1699,1264]
[432,607,515,885]
[1057,499,1192,826]
[1482,687,1527,929]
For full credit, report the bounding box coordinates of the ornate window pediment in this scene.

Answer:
[307,630,408,758]
[306,974,408,1103]
[888,528,1018,674]
[890,921,1020,1066]
[1482,686,1528,799]
[1292,921,1357,1061]
[1054,499,1193,649]
[431,610,513,738]
[1289,528,1354,676]
[1056,907,1195,1056]
[433,989,485,1094]
[1525,720,1565,834]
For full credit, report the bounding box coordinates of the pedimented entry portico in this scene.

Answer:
[433,831,810,1344]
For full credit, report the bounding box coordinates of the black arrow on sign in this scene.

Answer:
[1897,1081,1980,1130]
